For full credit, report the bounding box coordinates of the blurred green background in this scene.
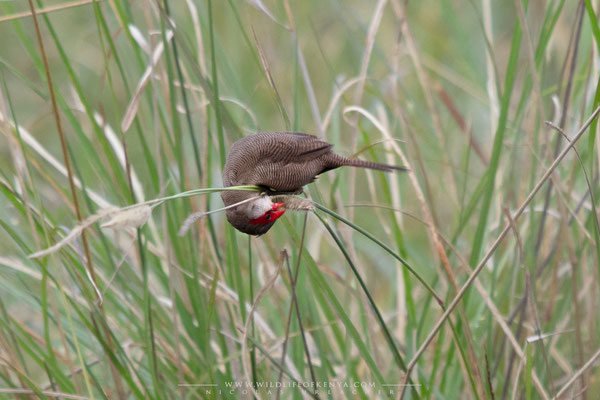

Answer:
[0,0,599,398]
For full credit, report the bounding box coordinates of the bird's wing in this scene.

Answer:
[225,132,334,191]
[268,131,333,163]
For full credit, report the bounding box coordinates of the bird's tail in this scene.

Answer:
[337,155,408,172]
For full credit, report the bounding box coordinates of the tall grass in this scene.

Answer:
[0,0,599,399]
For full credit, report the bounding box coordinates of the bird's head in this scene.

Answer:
[222,193,286,236]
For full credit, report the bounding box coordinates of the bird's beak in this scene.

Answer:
[271,202,286,220]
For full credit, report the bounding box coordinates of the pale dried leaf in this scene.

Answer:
[29,207,117,258]
[527,330,573,343]
[0,112,112,209]
[245,0,287,27]
[101,205,152,229]
[128,24,151,55]
[121,30,173,133]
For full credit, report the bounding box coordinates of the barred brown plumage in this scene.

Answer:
[221,132,406,235]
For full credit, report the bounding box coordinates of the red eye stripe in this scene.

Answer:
[249,212,272,225]
[249,204,286,225]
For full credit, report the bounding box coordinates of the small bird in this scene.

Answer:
[221,131,406,235]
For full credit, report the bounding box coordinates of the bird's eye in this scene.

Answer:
[265,213,271,221]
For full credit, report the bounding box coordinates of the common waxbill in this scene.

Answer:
[221,131,406,235]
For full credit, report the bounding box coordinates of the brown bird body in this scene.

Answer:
[221,131,404,235]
